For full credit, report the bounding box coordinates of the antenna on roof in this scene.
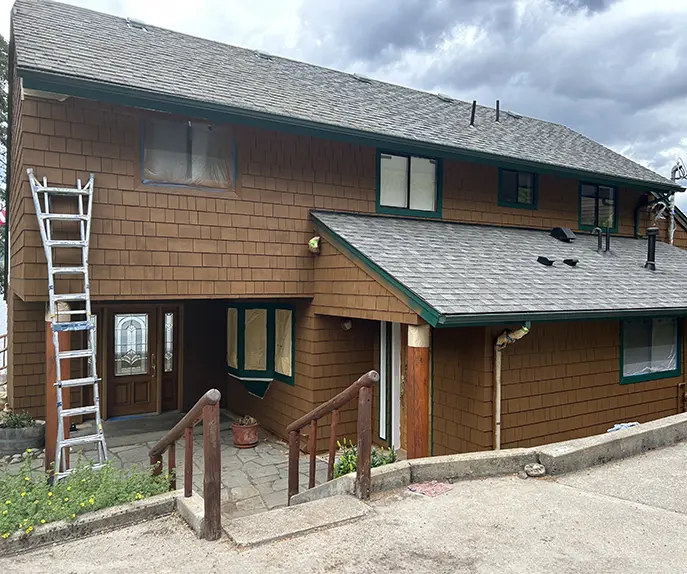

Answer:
[470,100,477,126]
[255,50,273,61]
[352,73,372,84]
[126,17,147,30]
[495,100,500,122]
[437,93,454,103]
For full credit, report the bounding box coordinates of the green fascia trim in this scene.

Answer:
[312,216,442,327]
[18,67,684,194]
[497,168,538,210]
[375,150,443,218]
[227,372,273,399]
[437,307,687,328]
[578,181,619,233]
[227,302,295,386]
[619,317,682,385]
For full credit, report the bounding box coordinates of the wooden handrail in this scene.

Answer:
[287,370,379,504]
[148,388,222,541]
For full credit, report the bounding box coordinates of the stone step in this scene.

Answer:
[223,494,371,547]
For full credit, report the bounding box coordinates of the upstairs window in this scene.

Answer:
[499,169,537,209]
[377,152,441,217]
[226,304,294,387]
[621,318,680,384]
[142,117,235,191]
[579,183,617,230]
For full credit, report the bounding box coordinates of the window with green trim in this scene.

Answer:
[498,169,537,209]
[579,183,617,230]
[621,318,679,384]
[226,305,295,385]
[377,151,441,217]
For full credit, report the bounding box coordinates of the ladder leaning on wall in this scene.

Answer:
[27,169,108,479]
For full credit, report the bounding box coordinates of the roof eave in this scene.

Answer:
[437,307,687,328]
[17,66,683,194]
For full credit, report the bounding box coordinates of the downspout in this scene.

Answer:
[493,322,531,450]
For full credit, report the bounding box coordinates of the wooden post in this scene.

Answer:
[168,441,176,490]
[184,426,193,498]
[327,409,339,481]
[308,419,317,488]
[203,402,221,541]
[407,324,430,459]
[45,305,71,474]
[356,385,372,499]
[287,430,300,504]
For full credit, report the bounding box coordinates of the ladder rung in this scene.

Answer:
[53,293,88,302]
[39,187,90,196]
[53,266,86,275]
[52,321,95,332]
[46,240,86,248]
[61,405,99,418]
[54,309,89,316]
[60,434,104,448]
[40,213,88,221]
[57,348,93,360]
[59,376,100,388]
[55,463,106,480]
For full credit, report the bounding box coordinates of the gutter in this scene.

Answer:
[17,66,684,195]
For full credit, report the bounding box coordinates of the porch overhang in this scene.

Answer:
[312,210,687,328]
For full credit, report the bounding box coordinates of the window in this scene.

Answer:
[621,318,680,383]
[113,313,149,376]
[579,183,617,230]
[141,117,235,190]
[226,304,295,386]
[377,151,441,216]
[499,169,537,209]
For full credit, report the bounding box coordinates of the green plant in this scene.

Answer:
[234,415,257,426]
[0,452,171,539]
[0,410,36,429]
[333,439,397,479]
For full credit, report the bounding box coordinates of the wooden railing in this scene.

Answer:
[286,370,379,504]
[0,333,7,377]
[149,389,222,541]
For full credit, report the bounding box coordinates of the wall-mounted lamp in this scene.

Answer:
[341,319,352,331]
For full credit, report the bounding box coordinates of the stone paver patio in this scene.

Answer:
[2,411,330,519]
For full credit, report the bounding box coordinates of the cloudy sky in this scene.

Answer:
[2,0,687,204]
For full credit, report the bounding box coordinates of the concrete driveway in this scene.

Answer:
[3,441,687,573]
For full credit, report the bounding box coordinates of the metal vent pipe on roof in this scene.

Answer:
[470,100,477,126]
[495,100,500,122]
[645,227,658,271]
[592,227,602,252]
[605,227,611,252]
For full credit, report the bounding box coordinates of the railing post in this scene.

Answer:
[327,409,339,481]
[356,385,372,500]
[203,402,221,541]
[308,419,317,489]
[168,441,176,490]
[287,430,300,504]
[184,427,193,498]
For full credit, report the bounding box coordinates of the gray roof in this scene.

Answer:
[312,211,687,325]
[12,0,681,191]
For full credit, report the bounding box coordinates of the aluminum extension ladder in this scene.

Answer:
[27,169,108,479]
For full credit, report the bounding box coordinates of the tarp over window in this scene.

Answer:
[275,309,293,377]
[244,309,267,371]
[623,317,678,378]
[227,308,238,369]
[143,118,234,190]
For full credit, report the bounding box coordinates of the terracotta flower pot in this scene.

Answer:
[232,422,259,449]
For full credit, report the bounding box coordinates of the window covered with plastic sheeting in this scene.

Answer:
[244,309,267,371]
[621,317,680,383]
[227,308,238,369]
[226,304,295,388]
[275,309,293,377]
[142,117,235,191]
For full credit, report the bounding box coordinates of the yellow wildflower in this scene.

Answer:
[40,519,46,524]
[88,498,95,505]
[26,449,32,453]
[135,493,143,500]
[24,477,30,481]
[67,487,71,491]
[20,493,26,497]
[4,500,10,505]
[1,533,8,539]
[47,492,53,497]
[34,500,38,505]
[80,503,85,508]
[2,510,6,515]
[71,514,76,519]
[81,479,86,483]
[64,497,69,502]
[25,526,33,534]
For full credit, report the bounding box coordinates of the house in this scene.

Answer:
[5,0,687,459]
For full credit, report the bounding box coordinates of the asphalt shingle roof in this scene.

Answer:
[312,211,687,324]
[11,0,681,191]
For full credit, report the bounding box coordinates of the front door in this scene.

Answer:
[107,307,158,417]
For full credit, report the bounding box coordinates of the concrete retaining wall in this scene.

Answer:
[291,413,687,505]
